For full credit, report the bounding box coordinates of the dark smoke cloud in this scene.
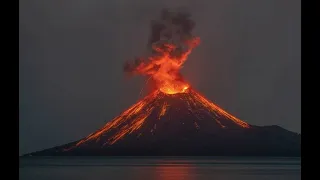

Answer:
[148,8,195,46]
[123,8,198,74]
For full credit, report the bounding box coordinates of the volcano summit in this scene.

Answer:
[25,9,300,157]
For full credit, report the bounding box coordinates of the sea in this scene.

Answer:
[19,156,301,180]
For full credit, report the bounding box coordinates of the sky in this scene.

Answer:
[19,0,301,155]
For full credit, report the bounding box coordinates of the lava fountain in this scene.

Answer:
[124,8,200,95]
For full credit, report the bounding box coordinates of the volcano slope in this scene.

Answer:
[26,89,300,157]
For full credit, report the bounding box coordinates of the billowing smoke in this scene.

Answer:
[124,8,200,94]
[148,8,196,53]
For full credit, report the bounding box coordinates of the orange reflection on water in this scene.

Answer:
[153,162,195,180]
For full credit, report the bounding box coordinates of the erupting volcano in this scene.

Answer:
[26,9,300,157]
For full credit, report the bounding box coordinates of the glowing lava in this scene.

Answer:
[160,84,189,95]
[66,89,250,151]
[124,9,200,95]
[127,39,199,95]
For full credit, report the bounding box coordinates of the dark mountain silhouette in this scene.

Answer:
[24,89,301,157]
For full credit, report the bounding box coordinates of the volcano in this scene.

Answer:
[26,88,300,157]
[24,9,300,157]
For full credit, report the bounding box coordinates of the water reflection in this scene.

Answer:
[19,157,301,180]
[153,160,195,180]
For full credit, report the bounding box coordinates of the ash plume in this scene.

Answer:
[148,8,196,50]
[123,8,199,76]
[123,8,200,94]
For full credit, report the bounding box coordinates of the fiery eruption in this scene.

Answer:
[124,9,200,94]
[26,8,301,158]
[64,8,250,151]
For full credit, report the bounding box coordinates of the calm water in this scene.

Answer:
[19,157,301,180]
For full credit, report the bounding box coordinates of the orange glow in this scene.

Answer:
[159,102,168,119]
[131,38,200,95]
[160,85,189,95]
[154,164,195,180]
[106,108,153,145]
[72,91,158,148]
[193,92,250,128]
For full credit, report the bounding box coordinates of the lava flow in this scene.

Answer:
[72,89,250,149]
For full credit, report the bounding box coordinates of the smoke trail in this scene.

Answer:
[123,8,200,94]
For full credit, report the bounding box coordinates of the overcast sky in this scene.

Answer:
[19,0,301,155]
